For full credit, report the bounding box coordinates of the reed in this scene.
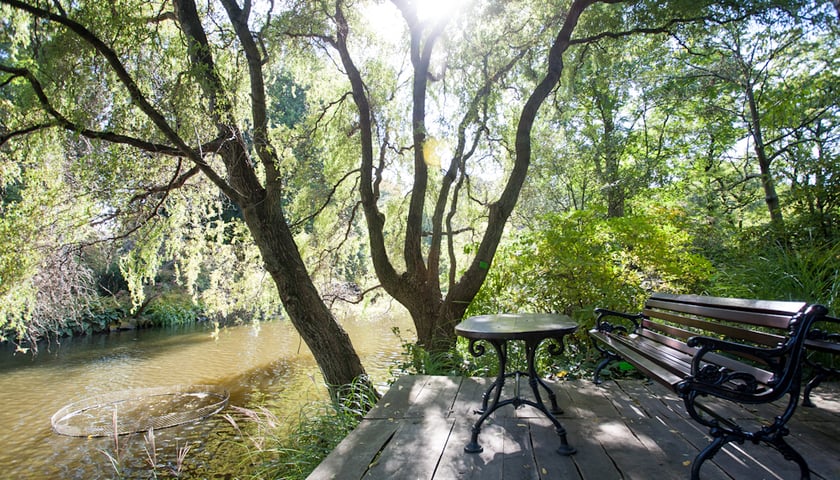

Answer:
[97,407,124,478]
[711,242,840,313]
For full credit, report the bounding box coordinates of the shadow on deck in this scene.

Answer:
[306,376,840,480]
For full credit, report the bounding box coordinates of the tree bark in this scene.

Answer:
[592,89,625,218]
[745,80,786,237]
[241,196,367,392]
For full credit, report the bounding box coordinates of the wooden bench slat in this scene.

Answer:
[643,312,787,347]
[638,329,776,385]
[603,330,776,388]
[806,338,840,354]
[645,299,798,330]
[589,331,685,389]
[617,335,693,378]
[649,292,806,316]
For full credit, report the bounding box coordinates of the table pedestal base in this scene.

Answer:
[464,338,576,456]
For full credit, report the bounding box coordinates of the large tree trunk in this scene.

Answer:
[592,90,625,218]
[242,197,367,392]
[175,0,371,397]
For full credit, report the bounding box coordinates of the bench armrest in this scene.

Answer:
[686,335,777,356]
[593,308,644,334]
[807,315,840,347]
[683,335,789,402]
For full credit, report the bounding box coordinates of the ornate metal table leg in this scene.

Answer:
[536,376,562,414]
[541,336,571,413]
[525,338,576,455]
[475,341,506,414]
[465,339,506,453]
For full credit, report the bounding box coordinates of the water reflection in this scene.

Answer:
[0,305,413,479]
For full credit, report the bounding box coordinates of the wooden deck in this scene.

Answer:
[306,375,840,480]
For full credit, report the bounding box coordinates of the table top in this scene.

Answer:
[455,313,578,341]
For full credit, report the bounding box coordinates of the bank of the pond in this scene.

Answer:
[0,305,414,479]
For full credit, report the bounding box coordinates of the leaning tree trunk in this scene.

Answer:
[178,0,372,397]
[241,193,369,396]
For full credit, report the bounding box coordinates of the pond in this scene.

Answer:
[0,305,414,479]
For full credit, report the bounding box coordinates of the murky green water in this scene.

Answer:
[0,306,414,479]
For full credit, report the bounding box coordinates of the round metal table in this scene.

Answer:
[455,313,578,455]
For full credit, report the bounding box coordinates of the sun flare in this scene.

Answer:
[363,0,471,33]
[415,0,472,23]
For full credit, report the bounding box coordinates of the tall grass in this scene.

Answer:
[224,377,378,480]
[709,242,840,314]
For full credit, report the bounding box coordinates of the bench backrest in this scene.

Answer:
[643,293,807,346]
[640,293,812,387]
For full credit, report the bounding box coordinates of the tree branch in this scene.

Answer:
[1,0,239,202]
[0,64,182,154]
[0,121,59,146]
[332,0,401,290]
[569,9,755,46]
[219,0,281,188]
[289,168,361,231]
[393,0,449,279]
[91,160,201,244]
[451,0,606,304]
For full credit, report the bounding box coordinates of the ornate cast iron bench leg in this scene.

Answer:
[802,370,828,408]
[681,388,812,480]
[591,339,621,385]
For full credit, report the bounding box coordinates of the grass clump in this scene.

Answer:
[226,379,378,480]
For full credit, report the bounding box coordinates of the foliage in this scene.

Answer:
[0,246,99,348]
[469,208,715,322]
[390,326,478,377]
[709,240,840,314]
[0,127,103,346]
[142,293,202,328]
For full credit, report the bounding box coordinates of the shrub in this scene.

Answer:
[709,241,840,315]
[469,209,715,322]
[141,293,203,327]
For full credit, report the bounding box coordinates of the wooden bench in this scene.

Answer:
[589,292,832,480]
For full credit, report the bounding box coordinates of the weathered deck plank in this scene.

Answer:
[364,417,456,479]
[306,376,840,480]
